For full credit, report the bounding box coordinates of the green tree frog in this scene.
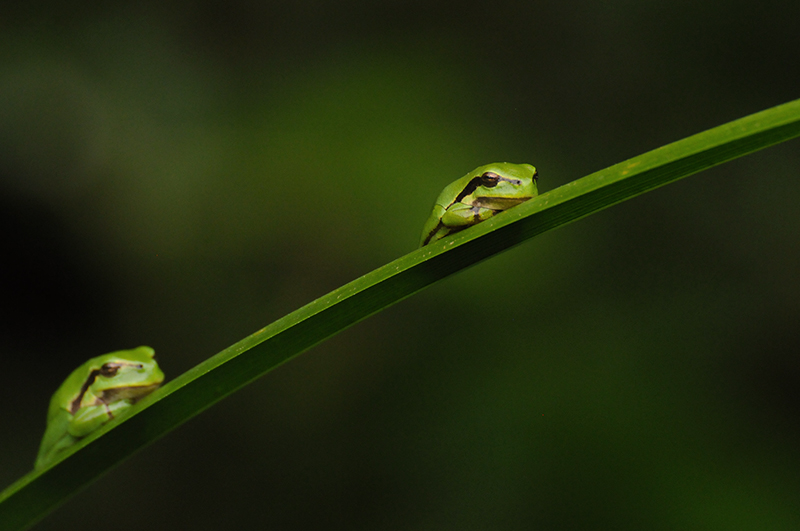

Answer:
[419,162,538,247]
[35,346,165,469]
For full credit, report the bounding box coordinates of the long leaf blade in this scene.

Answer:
[2,98,799,530]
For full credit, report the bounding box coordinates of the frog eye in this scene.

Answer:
[99,363,122,377]
[480,172,501,187]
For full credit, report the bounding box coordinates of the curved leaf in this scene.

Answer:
[2,98,799,530]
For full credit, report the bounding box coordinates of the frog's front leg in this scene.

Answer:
[441,201,498,228]
[68,399,134,437]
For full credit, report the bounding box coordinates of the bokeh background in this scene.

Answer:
[2,1,799,529]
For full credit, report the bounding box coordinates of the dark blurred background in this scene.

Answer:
[1,1,799,529]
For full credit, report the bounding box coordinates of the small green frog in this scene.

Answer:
[419,162,538,246]
[35,346,164,469]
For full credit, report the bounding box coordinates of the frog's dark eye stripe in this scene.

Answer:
[100,363,122,377]
[69,362,143,413]
[71,370,100,414]
[456,171,528,202]
[456,172,499,201]
[486,172,526,186]
[480,172,503,188]
[455,177,483,202]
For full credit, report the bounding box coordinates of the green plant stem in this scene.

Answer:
[2,98,799,531]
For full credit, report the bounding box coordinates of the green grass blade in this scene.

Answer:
[2,98,799,530]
